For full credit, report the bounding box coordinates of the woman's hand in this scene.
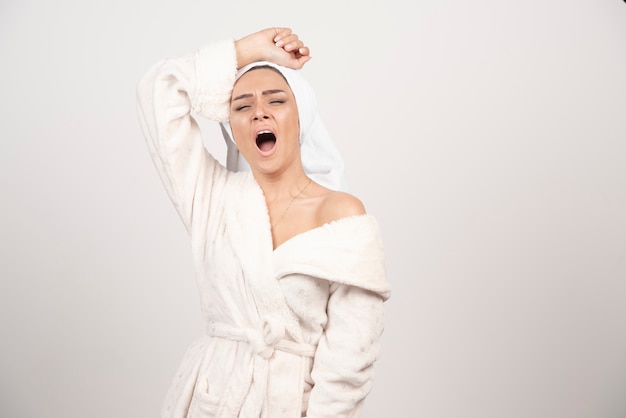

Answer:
[235,27,311,70]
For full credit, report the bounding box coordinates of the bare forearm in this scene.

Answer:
[234,27,311,70]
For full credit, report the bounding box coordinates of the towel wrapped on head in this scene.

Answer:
[221,61,349,192]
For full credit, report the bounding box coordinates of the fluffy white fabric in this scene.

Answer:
[136,39,389,418]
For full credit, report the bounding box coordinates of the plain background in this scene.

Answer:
[1,0,625,417]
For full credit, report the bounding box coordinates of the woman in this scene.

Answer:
[137,27,390,418]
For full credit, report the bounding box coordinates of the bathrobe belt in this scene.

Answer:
[206,320,316,359]
[206,319,317,417]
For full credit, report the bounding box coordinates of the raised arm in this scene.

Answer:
[235,27,311,70]
[136,28,312,232]
[136,40,239,231]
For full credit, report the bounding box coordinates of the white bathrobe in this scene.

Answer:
[136,39,390,418]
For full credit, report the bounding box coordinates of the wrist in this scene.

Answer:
[234,37,260,69]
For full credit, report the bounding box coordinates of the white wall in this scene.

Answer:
[1,0,625,417]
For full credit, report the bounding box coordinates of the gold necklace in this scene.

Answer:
[271,177,312,228]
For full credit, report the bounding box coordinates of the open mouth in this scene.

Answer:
[256,130,277,152]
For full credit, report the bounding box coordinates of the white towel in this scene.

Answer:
[221,62,349,191]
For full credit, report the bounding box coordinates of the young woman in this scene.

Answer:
[137,27,390,418]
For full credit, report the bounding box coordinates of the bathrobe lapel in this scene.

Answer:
[220,173,302,418]
[273,215,391,301]
[224,173,294,323]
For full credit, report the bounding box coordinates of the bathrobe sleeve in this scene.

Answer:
[306,283,385,418]
[136,39,237,231]
[274,215,391,418]
[271,216,389,418]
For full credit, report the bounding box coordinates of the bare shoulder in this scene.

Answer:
[318,190,366,225]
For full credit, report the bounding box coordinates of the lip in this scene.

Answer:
[254,125,277,157]
[254,126,276,138]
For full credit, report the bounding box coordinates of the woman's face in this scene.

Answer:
[229,68,300,174]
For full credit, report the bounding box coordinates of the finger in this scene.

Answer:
[282,38,305,52]
[294,55,312,69]
[277,32,304,47]
[272,27,292,43]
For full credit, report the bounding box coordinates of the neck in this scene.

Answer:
[253,167,309,203]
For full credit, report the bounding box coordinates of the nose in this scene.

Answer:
[253,103,270,121]
[253,112,269,121]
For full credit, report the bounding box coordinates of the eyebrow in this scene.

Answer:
[232,89,287,102]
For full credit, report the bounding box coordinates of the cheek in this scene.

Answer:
[279,109,300,135]
[289,117,301,140]
[229,117,247,143]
